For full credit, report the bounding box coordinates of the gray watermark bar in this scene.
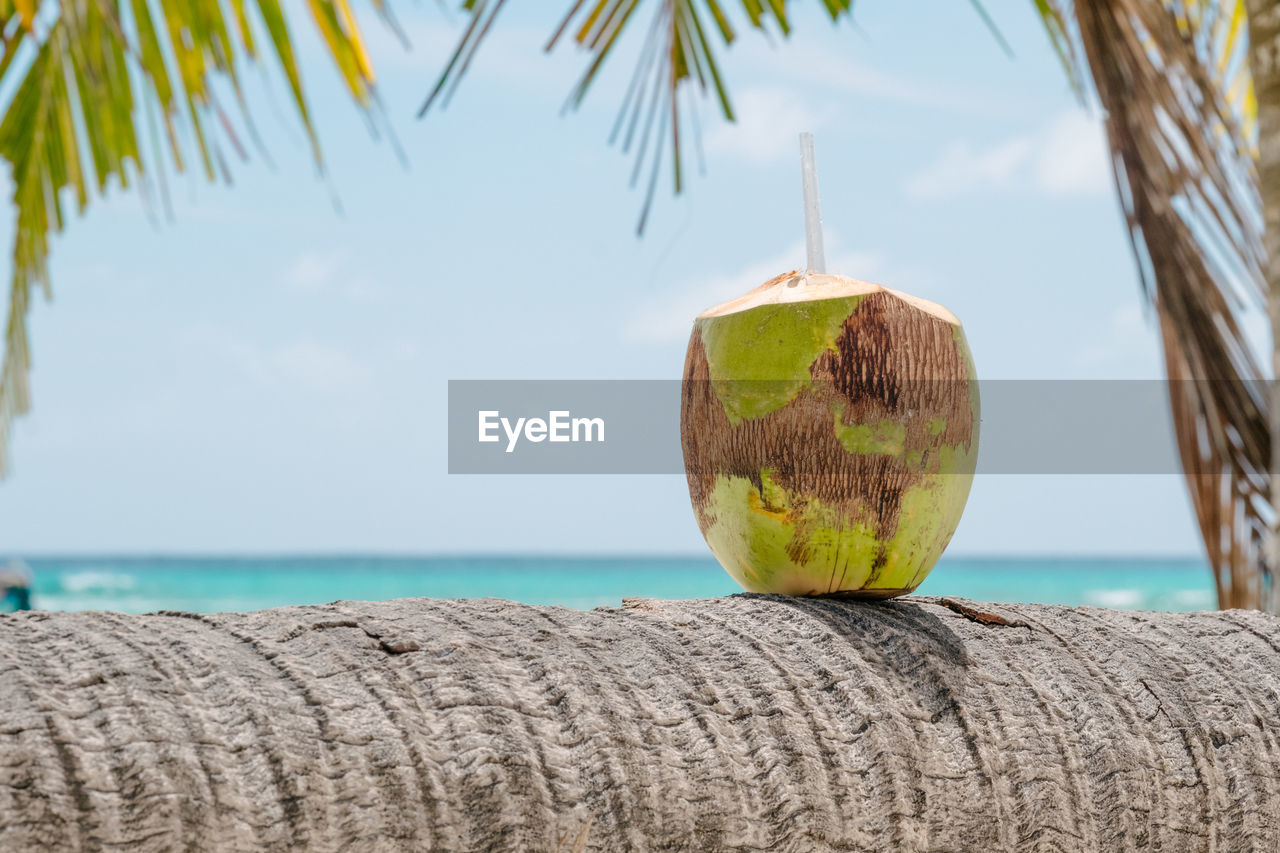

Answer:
[448,380,1260,474]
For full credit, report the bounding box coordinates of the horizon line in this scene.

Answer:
[4,551,1207,563]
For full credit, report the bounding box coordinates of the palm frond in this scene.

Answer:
[0,0,390,476]
[1040,1,1269,609]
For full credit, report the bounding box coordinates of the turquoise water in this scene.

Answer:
[13,555,1217,614]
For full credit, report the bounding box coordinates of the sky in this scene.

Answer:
[0,0,1242,556]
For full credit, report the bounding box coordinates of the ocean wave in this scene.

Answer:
[1170,588,1215,608]
[1083,588,1146,609]
[33,595,163,613]
[54,571,138,594]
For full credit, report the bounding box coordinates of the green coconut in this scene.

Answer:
[680,271,979,598]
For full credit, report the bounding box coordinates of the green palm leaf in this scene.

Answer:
[0,0,386,475]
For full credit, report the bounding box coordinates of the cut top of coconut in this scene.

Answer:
[696,271,960,326]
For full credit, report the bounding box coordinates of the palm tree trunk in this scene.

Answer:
[1,595,1278,851]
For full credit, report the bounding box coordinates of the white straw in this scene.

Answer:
[799,132,826,275]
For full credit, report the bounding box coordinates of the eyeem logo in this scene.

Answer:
[478,410,605,453]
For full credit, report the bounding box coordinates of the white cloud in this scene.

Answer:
[1074,300,1163,378]
[184,327,371,393]
[906,138,1034,199]
[702,37,1011,166]
[283,250,384,302]
[285,250,343,292]
[624,239,882,343]
[1033,111,1112,196]
[720,31,1008,116]
[269,342,370,391]
[784,47,1003,115]
[706,88,829,164]
[907,109,1110,200]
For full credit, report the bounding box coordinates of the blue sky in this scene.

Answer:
[0,1,1235,555]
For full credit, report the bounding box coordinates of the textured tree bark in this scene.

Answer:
[1,595,1279,852]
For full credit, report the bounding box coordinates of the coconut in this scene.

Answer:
[680,270,979,598]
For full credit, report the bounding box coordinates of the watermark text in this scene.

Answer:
[478,410,605,453]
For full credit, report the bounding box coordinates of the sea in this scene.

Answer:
[7,555,1218,614]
